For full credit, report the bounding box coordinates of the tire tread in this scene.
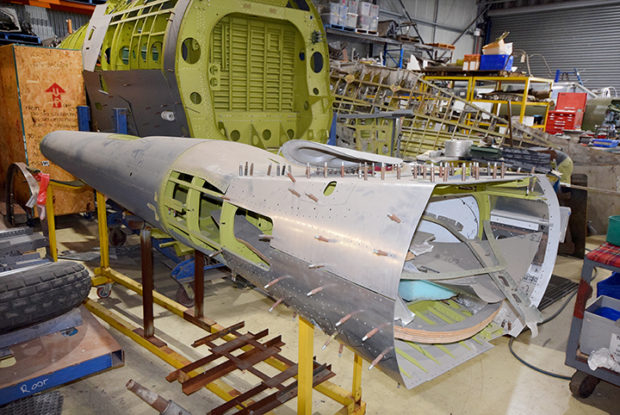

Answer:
[0,262,91,333]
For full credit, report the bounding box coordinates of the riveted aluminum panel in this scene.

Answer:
[221,174,435,299]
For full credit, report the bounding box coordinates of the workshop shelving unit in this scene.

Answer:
[325,27,403,67]
[325,26,454,68]
[424,75,553,131]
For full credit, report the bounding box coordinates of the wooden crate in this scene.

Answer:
[0,44,93,215]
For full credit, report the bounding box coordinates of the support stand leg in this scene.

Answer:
[96,191,109,269]
[45,185,57,262]
[141,226,154,338]
[298,316,314,415]
[194,250,204,319]
[352,353,362,404]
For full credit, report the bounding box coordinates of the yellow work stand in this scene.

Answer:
[424,74,553,131]
[45,186,366,414]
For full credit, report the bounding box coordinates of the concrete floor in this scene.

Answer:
[4,214,620,415]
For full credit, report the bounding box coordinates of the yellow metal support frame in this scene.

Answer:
[424,75,553,131]
[45,184,57,262]
[46,189,366,414]
[298,316,314,415]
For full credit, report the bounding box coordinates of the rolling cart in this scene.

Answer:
[565,242,620,397]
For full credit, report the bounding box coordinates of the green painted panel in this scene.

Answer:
[60,0,332,148]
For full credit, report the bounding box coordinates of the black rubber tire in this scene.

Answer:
[108,227,127,247]
[569,370,600,398]
[0,262,91,334]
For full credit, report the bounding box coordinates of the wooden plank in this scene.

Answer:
[0,45,24,191]
[210,330,267,355]
[167,330,267,383]
[181,337,285,395]
[0,45,94,215]
[192,321,245,348]
[208,383,268,415]
[262,364,298,388]
[182,346,282,395]
[393,306,500,344]
[237,365,335,415]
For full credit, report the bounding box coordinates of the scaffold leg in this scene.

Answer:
[298,316,314,415]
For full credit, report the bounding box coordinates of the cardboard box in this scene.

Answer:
[482,39,513,55]
[321,13,340,25]
[463,61,480,71]
[345,12,357,28]
[326,2,347,18]
[347,0,359,14]
[370,4,379,17]
[357,14,372,30]
[463,54,480,71]
[358,1,372,16]
[369,16,379,32]
[0,44,94,215]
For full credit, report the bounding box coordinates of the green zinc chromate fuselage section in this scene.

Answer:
[60,0,332,148]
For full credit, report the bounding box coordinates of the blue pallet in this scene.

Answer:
[592,139,619,148]
[324,24,355,32]
[0,32,41,46]
[171,258,227,284]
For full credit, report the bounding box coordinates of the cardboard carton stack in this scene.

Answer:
[320,0,379,32]
[321,0,347,26]
[462,54,481,71]
[357,2,379,32]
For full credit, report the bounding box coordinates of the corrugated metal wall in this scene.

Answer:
[489,4,620,91]
[6,4,90,41]
[384,0,479,59]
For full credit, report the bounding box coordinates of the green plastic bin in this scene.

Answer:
[608,215,620,246]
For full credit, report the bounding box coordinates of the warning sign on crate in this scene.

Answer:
[45,83,66,109]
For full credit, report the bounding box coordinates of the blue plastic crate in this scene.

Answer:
[480,54,514,71]
[597,272,620,300]
[592,139,619,148]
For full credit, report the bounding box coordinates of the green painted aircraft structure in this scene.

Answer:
[60,0,333,148]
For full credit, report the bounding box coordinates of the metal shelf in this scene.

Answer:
[325,27,400,45]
